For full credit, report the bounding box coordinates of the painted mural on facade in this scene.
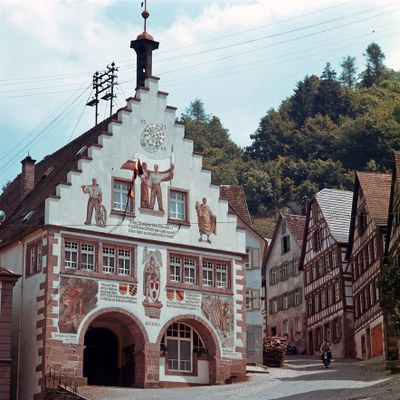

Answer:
[59,277,98,334]
[142,247,163,319]
[195,198,217,243]
[81,177,107,227]
[201,294,234,348]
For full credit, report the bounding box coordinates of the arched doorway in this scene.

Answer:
[83,327,118,386]
[81,310,148,388]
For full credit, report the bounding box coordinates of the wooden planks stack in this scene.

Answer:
[263,336,288,367]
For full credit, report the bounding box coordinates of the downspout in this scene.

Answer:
[16,239,25,400]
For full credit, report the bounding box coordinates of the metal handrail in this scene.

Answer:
[44,366,79,396]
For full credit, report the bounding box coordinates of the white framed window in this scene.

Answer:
[282,263,289,280]
[246,289,252,311]
[113,179,133,213]
[169,190,186,221]
[294,288,301,306]
[103,247,116,274]
[271,267,278,285]
[118,249,132,275]
[164,323,205,373]
[184,258,196,284]
[216,262,228,288]
[283,293,289,309]
[81,243,95,271]
[202,261,214,286]
[293,258,299,276]
[169,256,182,282]
[65,241,78,269]
[335,281,341,302]
[27,240,43,276]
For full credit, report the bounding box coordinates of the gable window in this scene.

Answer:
[26,240,42,276]
[169,189,188,222]
[113,179,134,214]
[358,208,367,236]
[312,228,323,252]
[282,235,290,254]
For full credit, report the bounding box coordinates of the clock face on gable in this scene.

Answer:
[140,123,165,153]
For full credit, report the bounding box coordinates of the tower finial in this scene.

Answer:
[142,0,149,33]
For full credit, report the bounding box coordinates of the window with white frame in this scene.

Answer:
[113,179,133,213]
[271,267,278,285]
[293,258,299,276]
[216,262,228,288]
[271,298,278,314]
[164,323,205,372]
[282,262,289,280]
[169,255,198,284]
[27,240,42,276]
[202,261,214,287]
[81,243,95,271]
[169,190,187,221]
[335,281,341,302]
[102,246,132,276]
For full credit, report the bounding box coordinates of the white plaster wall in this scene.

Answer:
[159,357,209,384]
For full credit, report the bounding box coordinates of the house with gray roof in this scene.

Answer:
[300,189,355,358]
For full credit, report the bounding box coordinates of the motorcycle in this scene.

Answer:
[322,351,331,368]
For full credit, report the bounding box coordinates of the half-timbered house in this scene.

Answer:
[300,189,354,358]
[346,172,391,360]
[384,151,400,360]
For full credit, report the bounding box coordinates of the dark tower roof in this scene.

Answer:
[130,1,159,88]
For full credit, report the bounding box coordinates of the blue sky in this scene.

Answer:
[1,0,400,188]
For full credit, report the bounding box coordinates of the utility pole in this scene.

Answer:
[86,62,118,125]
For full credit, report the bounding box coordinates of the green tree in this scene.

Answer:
[359,42,386,88]
[183,98,210,123]
[339,55,357,88]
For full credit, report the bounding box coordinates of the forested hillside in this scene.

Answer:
[180,43,400,236]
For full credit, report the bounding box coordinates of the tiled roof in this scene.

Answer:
[219,185,252,227]
[0,115,117,249]
[357,171,391,226]
[281,213,306,247]
[316,188,353,243]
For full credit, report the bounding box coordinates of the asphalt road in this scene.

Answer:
[79,357,400,400]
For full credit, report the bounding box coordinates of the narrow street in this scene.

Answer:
[79,356,400,400]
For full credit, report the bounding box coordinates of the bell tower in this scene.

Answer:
[130,1,159,88]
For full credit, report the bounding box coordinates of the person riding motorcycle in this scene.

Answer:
[320,340,332,363]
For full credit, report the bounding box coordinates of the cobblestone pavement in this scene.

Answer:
[78,357,400,400]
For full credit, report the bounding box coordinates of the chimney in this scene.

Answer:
[21,155,36,200]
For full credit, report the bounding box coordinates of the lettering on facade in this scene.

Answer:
[166,290,201,311]
[99,281,138,305]
[128,220,176,239]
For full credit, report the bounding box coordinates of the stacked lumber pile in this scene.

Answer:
[263,336,288,367]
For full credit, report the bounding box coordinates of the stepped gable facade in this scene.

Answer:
[346,172,391,361]
[300,189,354,358]
[0,10,248,399]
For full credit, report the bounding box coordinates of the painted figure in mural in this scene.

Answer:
[195,198,217,243]
[140,162,151,208]
[81,178,102,225]
[148,164,174,212]
[60,279,85,317]
[143,255,160,302]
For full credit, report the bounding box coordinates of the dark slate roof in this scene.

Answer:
[281,213,306,247]
[219,185,252,227]
[357,171,391,226]
[316,188,353,243]
[0,114,118,249]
